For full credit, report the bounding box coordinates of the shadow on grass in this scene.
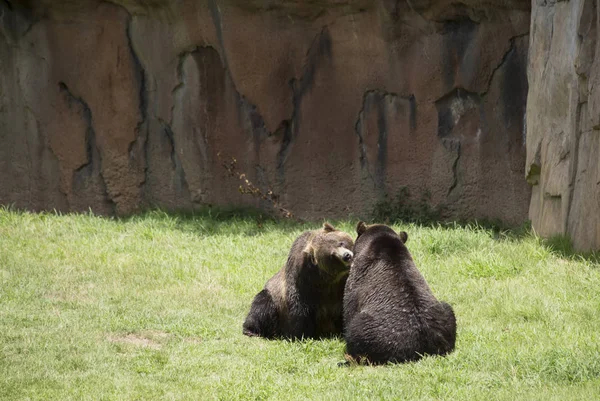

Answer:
[122,206,312,237]
[0,204,306,237]
[373,215,599,264]
[1,203,535,240]
[436,219,534,242]
[365,214,534,242]
[541,234,600,265]
[7,204,599,265]
[147,207,534,241]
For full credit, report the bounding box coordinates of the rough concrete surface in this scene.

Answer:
[0,0,531,226]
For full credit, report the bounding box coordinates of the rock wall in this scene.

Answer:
[527,0,600,250]
[0,0,531,224]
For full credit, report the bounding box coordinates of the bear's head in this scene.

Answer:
[303,223,355,280]
[354,221,408,256]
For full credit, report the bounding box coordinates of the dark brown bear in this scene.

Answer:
[343,222,456,364]
[243,223,354,339]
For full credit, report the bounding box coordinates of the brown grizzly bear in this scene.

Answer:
[343,222,456,364]
[243,223,354,339]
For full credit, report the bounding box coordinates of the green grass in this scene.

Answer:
[1,207,599,400]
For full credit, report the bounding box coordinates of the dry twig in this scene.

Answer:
[218,152,301,221]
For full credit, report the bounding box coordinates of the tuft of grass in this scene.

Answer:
[1,207,600,400]
[542,234,600,266]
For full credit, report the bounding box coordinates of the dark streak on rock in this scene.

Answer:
[481,33,528,98]
[59,82,94,173]
[158,117,189,193]
[408,94,417,131]
[445,139,461,196]
[354,89,416,191]
[209,0,268,149]
[157,118,177,169]
[543,16,554,75]
[208,1,291,190]
[437,15,479,34]
[354,107,368,169]
[566,103,583,228]
[169,45,234,196]
[0,0,37,45]
[171,44,271,200]
[501,37,528,135]
[124,12,148,186]
[175,29,270,179]
[208,0,230,72]
[440,16,478,91]
[277,26,332,175]
[238,98,269,161]
[158,49,194,196]
[172,47,191,107]
[59,81,116,214]
[353,91,377,189]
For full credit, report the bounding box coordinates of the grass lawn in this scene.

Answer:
[1,207,599,400]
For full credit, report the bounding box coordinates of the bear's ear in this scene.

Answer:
[303,243,317,265]
[356,221,367,236]
[398,231,408,243]
[323,222,336,232]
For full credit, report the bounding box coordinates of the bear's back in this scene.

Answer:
[349,247,439,312]
[344,227,455,363]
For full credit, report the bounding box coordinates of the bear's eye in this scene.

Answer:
[339,242,345,247]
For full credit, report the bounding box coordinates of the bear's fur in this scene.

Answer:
[343,222,456,364]
[243,223,355,339]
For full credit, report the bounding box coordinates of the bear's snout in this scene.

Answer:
[330,246,354,266]
[333,248,353,265]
